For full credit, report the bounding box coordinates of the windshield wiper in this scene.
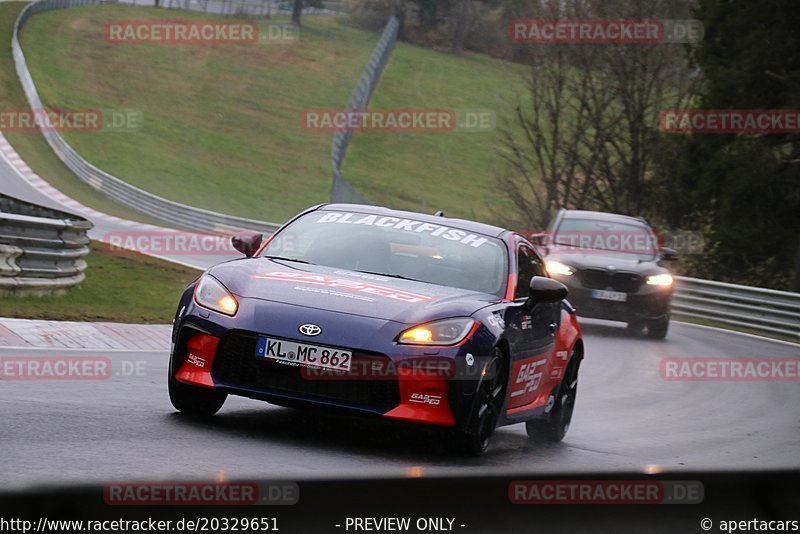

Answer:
[355,270,425,283]
[262,256,314,265]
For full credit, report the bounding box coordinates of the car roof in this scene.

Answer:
[316,204,508,238]
[559,209,649,227]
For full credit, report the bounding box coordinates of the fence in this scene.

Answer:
[13,0,281,235]
[123,0,346,16]
[0,193,93,295]
[673,276,800,342]
[330,15,399,203]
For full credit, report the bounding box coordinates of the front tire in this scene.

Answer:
[646,315,669,340]
[526,350,579,442]
[168,369,227,416]
[448,347,507,456]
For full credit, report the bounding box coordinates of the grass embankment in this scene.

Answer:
[19,5,526,223]
[0,241,199,323]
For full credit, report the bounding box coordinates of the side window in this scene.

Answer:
[515,245,545,299]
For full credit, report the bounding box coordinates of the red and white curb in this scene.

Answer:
[0,318,171,351]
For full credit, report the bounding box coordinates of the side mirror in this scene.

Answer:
[231,232,263,258]
[660,247,679,262]
[525,276,568,308]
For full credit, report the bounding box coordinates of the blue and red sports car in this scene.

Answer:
[169,204,584,454]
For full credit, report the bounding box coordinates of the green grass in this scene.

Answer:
[0,2,164,226]
[344,42,524,221]
[19,6,374,223]
[0,241,200,323]
[18,4,526,224]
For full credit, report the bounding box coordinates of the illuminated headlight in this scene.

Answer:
[194,274,239,316]
[646,273,674,287]
[398,318,475,346]
[546,261,574,276]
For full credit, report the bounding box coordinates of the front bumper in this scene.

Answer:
[170,298,496,431]
[551,277,672,322]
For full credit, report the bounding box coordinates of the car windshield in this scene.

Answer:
[553,218,659,260]
[260,211,507,296]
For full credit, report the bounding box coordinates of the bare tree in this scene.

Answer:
[497,0,697,228]
[497,44,603,228]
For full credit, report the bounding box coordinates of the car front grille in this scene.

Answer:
[611,272,643,293]
[580,269,610,289]
[579,269,643,293]
[212,331,399,411]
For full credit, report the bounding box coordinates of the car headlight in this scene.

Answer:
[646,273,674,286]
[398,318,475,346]
[194,274,239,316]
[546,260,574,276]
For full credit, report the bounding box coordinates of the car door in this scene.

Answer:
[505,240,561,410]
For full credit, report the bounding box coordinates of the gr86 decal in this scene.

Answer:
[509,357,547,401]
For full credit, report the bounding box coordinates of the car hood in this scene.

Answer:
[546,248,664,273]
[207,258,500,324]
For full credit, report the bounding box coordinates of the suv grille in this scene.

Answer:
[579,269,642,293]
[611,272,643,293]
[212,332,399,410]
[580,269,610,289]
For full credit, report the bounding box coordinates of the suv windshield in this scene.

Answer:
[260,210,508,296]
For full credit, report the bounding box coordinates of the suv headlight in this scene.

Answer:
[546,260,574,276]
[646,273,674,286]
[398,318,475,346]
[194,274,239,316]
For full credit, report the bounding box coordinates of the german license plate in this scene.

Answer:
[256,337,352,371]
[591,289,627,302]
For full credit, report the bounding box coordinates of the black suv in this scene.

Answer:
[533,210,678,339]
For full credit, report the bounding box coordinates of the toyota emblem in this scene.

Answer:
[298,324,322,337]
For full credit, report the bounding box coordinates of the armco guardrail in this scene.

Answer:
[13,0,281,235]
[152,0,345,16]
[0,193,93,295]
[673,276,800,342]
[330,16,399,203]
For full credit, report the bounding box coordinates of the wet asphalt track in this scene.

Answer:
[1,320,798,490]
